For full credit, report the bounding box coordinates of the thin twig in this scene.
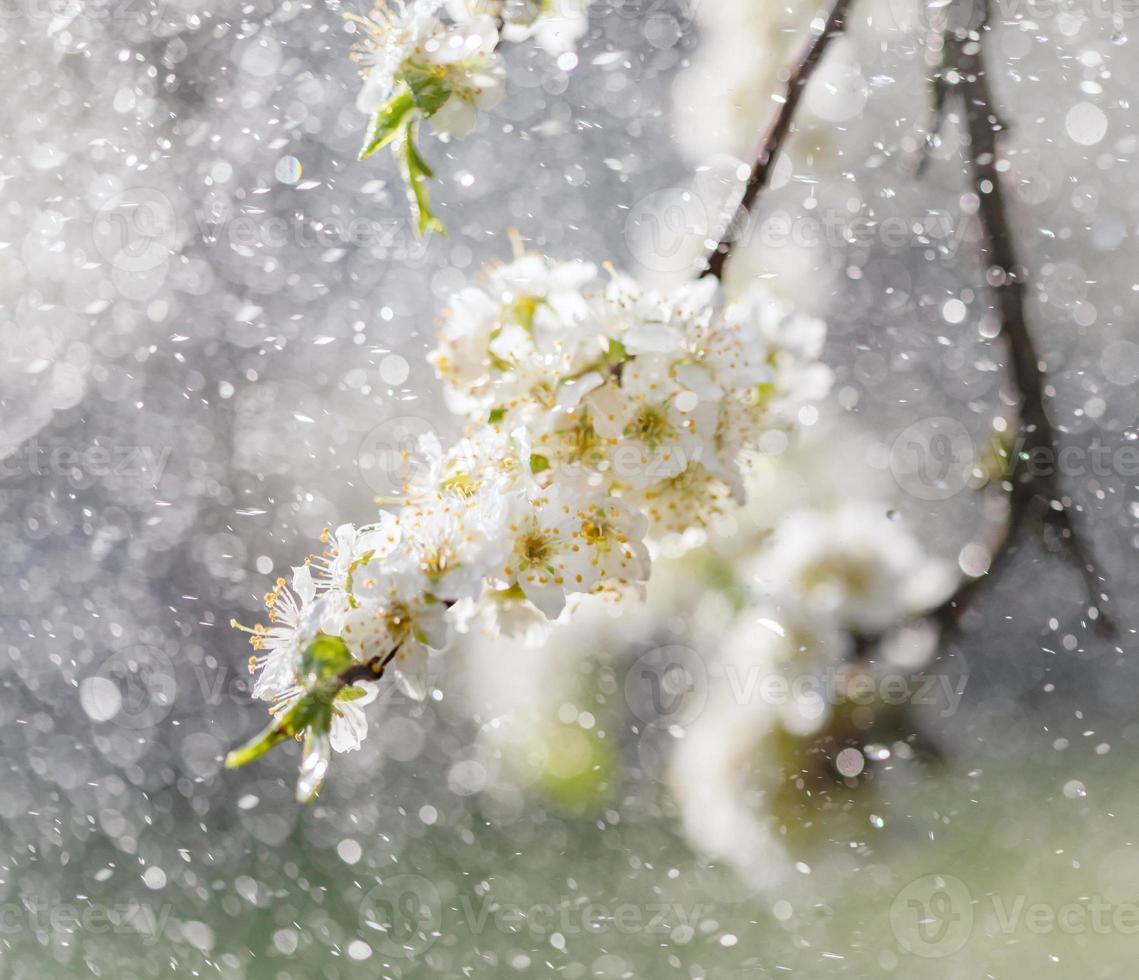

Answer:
[701,0,853,281]
[915,28,949,176]
[920,0,1114,636]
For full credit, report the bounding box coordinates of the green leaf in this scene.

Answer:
[300,633,356,687]
[606,338,628,364]
[336,683,371,703]
[224,692,332,770]
[530,453,551,475]
[401,121,446,237]
[344,550,374,598]
[403,64,451,117]
[487,407,506,425]
[359,90,416,160]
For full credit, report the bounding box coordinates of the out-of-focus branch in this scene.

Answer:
[701,0,853,281]
[921,0,1115,637]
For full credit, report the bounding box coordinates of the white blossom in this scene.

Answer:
[309,517,401,594]
[355,0,450,113]
[354,1,504,140]
[396,488,511,601]
[745,501,955,633]
[237,567,312,703]
[516,0,591,56]
[429,256,602,418]
[329,682,380,753]
[499,486,603,618]
[449,0,592,54]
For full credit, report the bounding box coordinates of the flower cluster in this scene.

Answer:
[352,0,592,233]
[226,254,832,801]
[431,256,832,538]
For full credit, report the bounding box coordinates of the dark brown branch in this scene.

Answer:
[333,596,456,693]
[922,0,1114,637]
[337,643,402,690]
[701,0,853,281]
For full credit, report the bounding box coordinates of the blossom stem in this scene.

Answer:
[701,0,853,281]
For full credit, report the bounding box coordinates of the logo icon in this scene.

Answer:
[890,873,973,958]
[91,644,177,729]
[889,416,974,502]
[624,187,709,275]
[359,874,442,958]
[624,645,708,725]
[92,188,177,274]
[357,416,438,496]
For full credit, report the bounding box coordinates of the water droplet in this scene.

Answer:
[275,155,302,185]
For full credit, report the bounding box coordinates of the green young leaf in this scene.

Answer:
[344,550,375,599]
[606,338,629,364]
[336,683,371,703]
[224,691,333,770]
[401,121,446,237]
[299,633,357,687]
[530,453,551,475]
[359,89,417,160]
[403,64,452,117]
[487,407,507,425]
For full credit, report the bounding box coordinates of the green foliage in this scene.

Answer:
[403,64,452,117]
[358,89,416,160]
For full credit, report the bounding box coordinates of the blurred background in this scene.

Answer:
[2,0,1138,976]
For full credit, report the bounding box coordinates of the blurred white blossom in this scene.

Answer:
[745,501,955,634]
